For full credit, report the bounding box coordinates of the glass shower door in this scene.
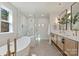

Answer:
[34,16,49,42]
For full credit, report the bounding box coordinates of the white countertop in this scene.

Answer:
[51,30,79,42]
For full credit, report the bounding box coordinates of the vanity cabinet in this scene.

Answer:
[51,33,79,56]
[57,36,64,51]
[51,34,58,44]
[64,39,77,56]
[78,42,79,56]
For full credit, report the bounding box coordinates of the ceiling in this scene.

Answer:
[11,2,73,16]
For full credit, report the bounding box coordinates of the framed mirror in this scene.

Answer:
[71,2,79,30]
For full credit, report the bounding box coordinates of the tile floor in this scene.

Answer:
[29,40,62,56]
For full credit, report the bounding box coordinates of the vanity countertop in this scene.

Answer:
[51,30,79,42]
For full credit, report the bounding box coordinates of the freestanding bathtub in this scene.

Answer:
[0,36,31,56]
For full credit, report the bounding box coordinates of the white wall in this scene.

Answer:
[49,14,59,33]
[17,10,28,37]
[26,16,34,36]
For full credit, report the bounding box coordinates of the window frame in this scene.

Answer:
[0,5,13,33]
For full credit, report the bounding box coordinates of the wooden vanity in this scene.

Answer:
[50,32,79,56]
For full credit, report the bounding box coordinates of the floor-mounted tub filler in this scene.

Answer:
[0,36,31,56]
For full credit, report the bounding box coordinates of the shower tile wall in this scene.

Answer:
[27,16,34,36]
[17,11,28,37]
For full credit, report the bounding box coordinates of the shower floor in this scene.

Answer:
[29,40,62,56]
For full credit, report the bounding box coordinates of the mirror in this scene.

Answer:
[71,2,79,30]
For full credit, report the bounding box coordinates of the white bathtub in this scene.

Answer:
[0,36,31,56]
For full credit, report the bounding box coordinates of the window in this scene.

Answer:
[0,6,12,33]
